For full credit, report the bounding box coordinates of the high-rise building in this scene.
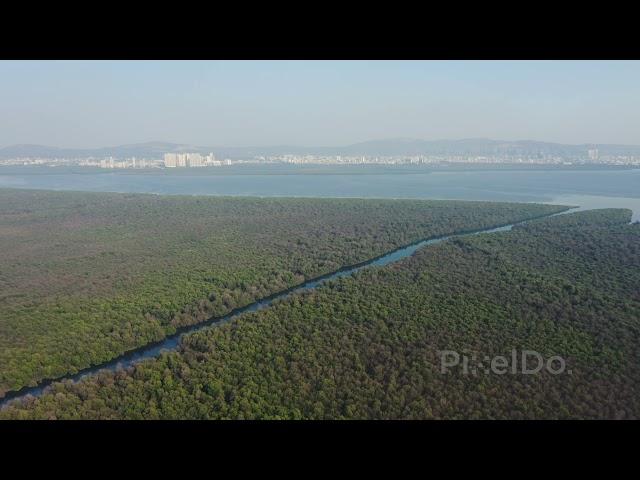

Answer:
[165,152,215,168]
[164,153,178,167]
[588,148,599,161]
[187,153,205,167]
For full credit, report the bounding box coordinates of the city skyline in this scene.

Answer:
[4,144,640,169]
[4,136,640,168]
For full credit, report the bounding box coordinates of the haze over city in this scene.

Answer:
[1,60,640,148]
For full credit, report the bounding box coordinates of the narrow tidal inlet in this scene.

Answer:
[0,209,573,408]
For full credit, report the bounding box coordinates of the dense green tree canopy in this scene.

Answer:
[0,189,566,396]
[2,208,637,419]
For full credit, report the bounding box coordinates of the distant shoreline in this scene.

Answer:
[0,163,637,176]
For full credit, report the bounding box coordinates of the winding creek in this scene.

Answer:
[0,208,578,408]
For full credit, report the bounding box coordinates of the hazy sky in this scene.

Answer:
[1,60,639,148]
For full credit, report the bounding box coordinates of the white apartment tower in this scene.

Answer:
[165,152,213,168]
[164,153,178,167]
[187,153,205,167]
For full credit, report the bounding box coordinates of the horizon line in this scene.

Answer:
[1,137,636,151]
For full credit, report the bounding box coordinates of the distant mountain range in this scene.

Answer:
[2,138,640,159]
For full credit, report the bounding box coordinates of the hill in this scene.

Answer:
[3,138,640,159]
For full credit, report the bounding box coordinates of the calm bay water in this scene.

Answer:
[1,168,639,220]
